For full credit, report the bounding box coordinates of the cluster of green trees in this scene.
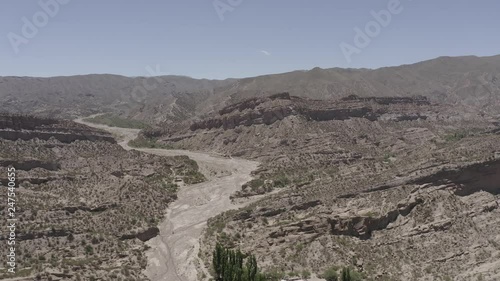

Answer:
[213,243,365,281]
[213,243,264,281]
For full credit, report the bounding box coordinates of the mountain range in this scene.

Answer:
[2,55,500,124]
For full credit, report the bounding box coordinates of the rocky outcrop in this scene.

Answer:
[191,102,294,130]
[261,208,287,217]
[0,114,115,143]
[328,196,423,240]
[411,159,500,196]
[300,106,378,121]
[219,92,291,115]
[268,218,322,239]
[136,227,160,242]
[290,200,322,211]
[189,93,432,131]
[327,159,499,240]
[62,203,119,214]
[0,114,58,130]
[0,130,116,143]
[340,95,430,106]
[120,227,160,242]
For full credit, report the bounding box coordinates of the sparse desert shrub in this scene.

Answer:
[273,174,291,188]
[383,152,395,163]
[247,178,265,190]
[444,131,468,142]
[162,181,179,192]
[85,245,94,255]
[323,266,339,281]
[301,269,311,279]
[183,170,206,184]
[91,236,100,244]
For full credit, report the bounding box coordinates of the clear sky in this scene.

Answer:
[0,0,499,79]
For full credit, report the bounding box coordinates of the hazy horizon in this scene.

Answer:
[2,0,499,79]
[2,53,499,80]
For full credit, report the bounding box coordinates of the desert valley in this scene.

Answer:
[0,55,500,281]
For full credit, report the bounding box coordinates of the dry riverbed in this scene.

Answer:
[75,117,259,281]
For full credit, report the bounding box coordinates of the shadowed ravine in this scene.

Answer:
[75,116,259,281]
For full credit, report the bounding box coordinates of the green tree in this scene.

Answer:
[341,267,351,281]
[246,254,258,281]
[234,250,244,281]
[256,272,266,281]
[213,244,260,281]
[213,243,226,281]
[350,269,363,281]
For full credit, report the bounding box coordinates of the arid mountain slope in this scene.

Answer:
[0,114,205,280]
[1,55,500,124]
[201,157,500,281]
[0,75,234,123]
[143,92,500,280]
[224,55,500,108]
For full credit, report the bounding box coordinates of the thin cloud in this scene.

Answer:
[260,50,271,56]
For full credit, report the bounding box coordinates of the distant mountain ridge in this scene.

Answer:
[1,55,499,123]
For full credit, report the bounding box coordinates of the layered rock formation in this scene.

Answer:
[175,93,500,280]
[189,93,432,131]
[0,114,115,143]
[202,156,500,281]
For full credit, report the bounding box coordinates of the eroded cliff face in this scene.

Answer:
[410,159,500,196]
[202,157,500,281]
[149,93,492,167]
[0,114,116,143]
[180,93,500,280]
[188,93,432,131]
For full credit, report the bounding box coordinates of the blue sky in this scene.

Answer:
[0,0,499,79]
